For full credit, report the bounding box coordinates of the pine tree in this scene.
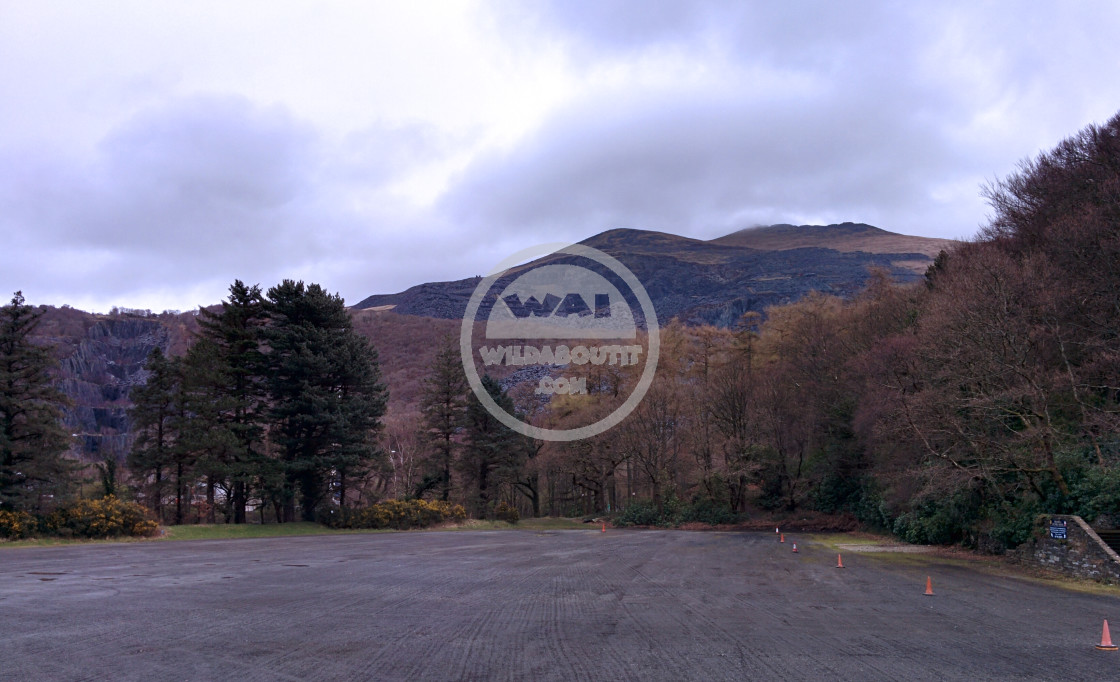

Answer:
[460,374,528,518]
[127,347,182,521]
[192,281,268,523]
[0,292,71,512]
[264,280,388,521]
[419,337,468,501]
[325,329,389,513]
[179,339,237,523]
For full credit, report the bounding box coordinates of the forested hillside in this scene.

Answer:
[5,112,1119,550]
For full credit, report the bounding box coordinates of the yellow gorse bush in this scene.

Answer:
[0,510,37,539]
[338,499,467,530]
[494,501,519,524]
[2,497,159,540]
[45,496,160,539]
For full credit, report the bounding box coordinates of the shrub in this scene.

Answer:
[614,497,745,527]
[614,499,664,527]
[0,510,38,539]
[46,496,160,539]
[890,484,1050,553]
[1069,465,1120,523]
[494,501,519,524]
[333,499,468,530]
[850,484,892,531]
[679,498,742,525]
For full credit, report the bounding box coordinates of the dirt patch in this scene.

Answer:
[636,511,861,533]
[733,511,861,532]
[836,543,935,553]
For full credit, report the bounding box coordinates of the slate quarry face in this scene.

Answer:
[38,311,172,461]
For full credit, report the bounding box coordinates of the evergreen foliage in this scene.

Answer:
[123,279,389,524]
[419,337,467,501]
[0,292,71,512]
[459,375,528,519]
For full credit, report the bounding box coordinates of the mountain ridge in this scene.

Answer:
[712,222,953,258]
[354,223,953,326]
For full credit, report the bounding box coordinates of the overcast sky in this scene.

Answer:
[2,1,1119,313]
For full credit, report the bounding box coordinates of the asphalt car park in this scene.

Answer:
[3,529,1119,680]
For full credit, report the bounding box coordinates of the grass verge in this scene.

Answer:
[1,516,591,548]
[161,522,349,541]
[441,517,589,531]
[806,532,1120,597]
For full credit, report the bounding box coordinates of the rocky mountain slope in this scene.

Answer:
[31,307,195,462]
[354,223,952,326]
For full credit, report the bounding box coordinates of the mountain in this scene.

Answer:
[33,222,954,460]
[354,223,953,327]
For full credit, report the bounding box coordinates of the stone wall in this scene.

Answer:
[1014,514,1120,583]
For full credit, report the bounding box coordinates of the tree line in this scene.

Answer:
[4,111,1120,550]
[388,112,1120,549]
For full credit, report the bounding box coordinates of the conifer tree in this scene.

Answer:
[419,337,467,501]
[127,347,182,521]
[460,375,527,518]
[0,292,71,511]
[265,280,387,521]
[192,281,269,523]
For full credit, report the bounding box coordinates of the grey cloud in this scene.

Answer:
[332,121,450,187]
[0,95,445,310]
[6,2,1120,313]
[4,95,316,246]
[497,0,909,69]
[100,97,311,214]
[456,1,1120,244]
[497,0,722,53]
[438,83,968,241]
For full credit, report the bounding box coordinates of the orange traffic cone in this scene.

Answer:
[924,576,934,596]
[836,554,844,568]
[1097,620,1118,650]
[780,533,785,543]
[601,522,606,533]
[791,542,798,553]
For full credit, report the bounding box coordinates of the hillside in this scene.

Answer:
[711,222,951,256]
[34,222,955,460]
[355,223,953,326]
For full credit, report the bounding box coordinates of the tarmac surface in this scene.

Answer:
[3,529,1120,680]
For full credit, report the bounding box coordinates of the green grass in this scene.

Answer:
[516,517,593,530]
[807,532,898,549]
[1,516,592,548]
[803,533,1120,597]
[0,535,146,549]
[443,517,589,531]
[158,516,588,539]
[160,522,358,541]
[0,522,363,547]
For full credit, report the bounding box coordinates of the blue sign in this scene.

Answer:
[1050,519,1068,539]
